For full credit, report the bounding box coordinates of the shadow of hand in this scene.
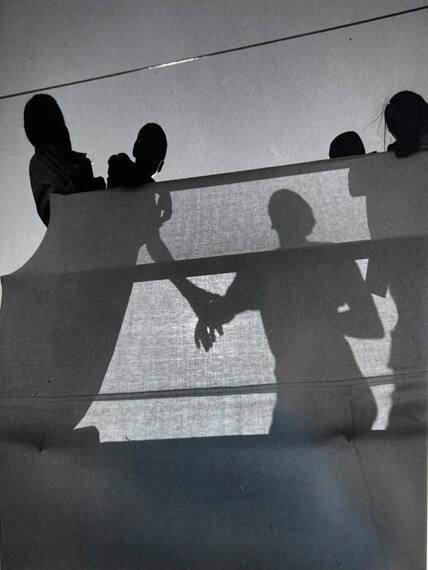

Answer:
[194,318,221,352]
[193,294,227,352]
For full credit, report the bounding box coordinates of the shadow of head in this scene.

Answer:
[268,189,315,247]
[133,123,167,178]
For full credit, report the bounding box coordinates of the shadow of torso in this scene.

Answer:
[224,250,379,436]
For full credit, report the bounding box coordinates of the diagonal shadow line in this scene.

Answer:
[10,234,428,283]
[1,371,426,404]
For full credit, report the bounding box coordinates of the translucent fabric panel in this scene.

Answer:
[1,152,426,442]
[0,152,426,570]
[12,152,428,276]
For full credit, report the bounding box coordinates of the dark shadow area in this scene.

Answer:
[348,152,428,430]
[0,433,385,570]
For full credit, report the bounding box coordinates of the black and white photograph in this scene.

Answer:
[0,2,427,568]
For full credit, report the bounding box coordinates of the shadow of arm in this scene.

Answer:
[145,231,217,310]
[339,261,384,339]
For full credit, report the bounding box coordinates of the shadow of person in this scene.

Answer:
[0,183,219,448]
[348,152,428,430]
[196,189,383,438]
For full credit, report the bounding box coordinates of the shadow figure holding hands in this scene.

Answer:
[195,189,383,436]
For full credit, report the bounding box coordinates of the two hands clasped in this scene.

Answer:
[190,289,227,352]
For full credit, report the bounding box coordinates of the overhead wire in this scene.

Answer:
[1,4,427,101]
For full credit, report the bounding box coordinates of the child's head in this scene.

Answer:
[133,123,167,177]
[24,94,71,153]
[329,131,365,159]
[385,91,428,148]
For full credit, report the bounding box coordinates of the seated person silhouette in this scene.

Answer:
[108,123,172,225]
[385,91,428,158]
[329,131,366,159]
[24,94,105,226]
[355,92,428,298]
[109,123,220,350]
[195,189,383,434]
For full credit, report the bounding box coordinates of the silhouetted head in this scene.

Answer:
[268,189,315,247]
[329,131,366,159]
[385,91,428,149]
[133,123,167,177]
[24,94,71,153]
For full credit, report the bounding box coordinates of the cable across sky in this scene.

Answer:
[1,4,427,101]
